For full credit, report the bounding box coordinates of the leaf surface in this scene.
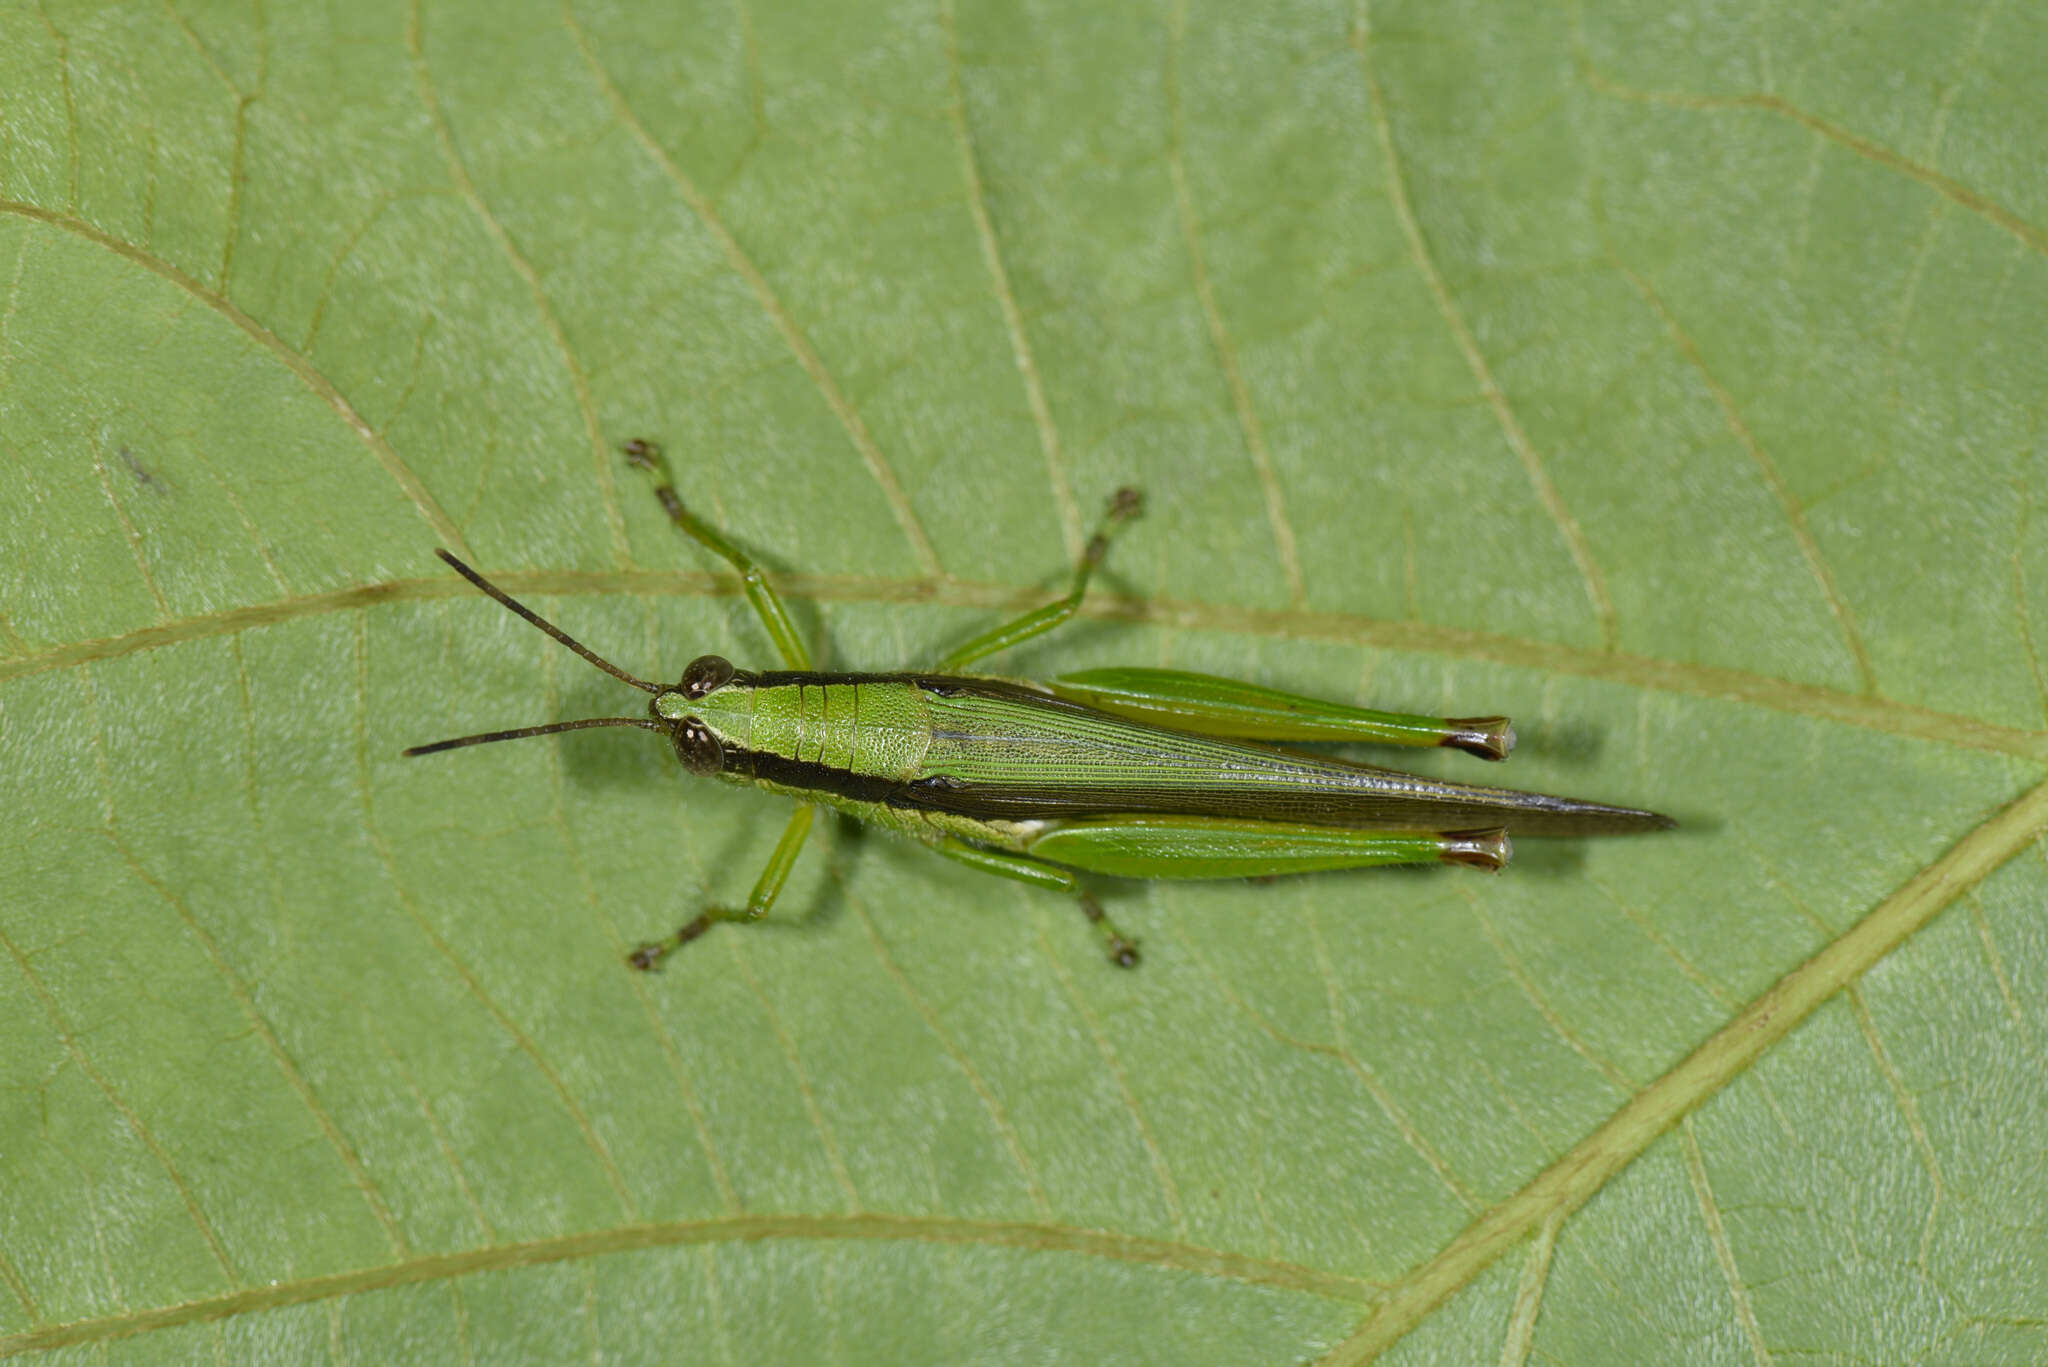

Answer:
[2,1,2045,1362]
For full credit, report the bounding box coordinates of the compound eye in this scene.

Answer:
[674,720,724,777]
[680,654,735,700]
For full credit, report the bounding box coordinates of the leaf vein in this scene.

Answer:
[1590,874,1741,1012]
[1496,1209,1562,1367]
[1356,7,1619,651]
[2012,490,2048,727]
[1167,0,1307,608]
[1317,773,2048,1364]
[722,933,864,1212]
[1579,66,2048,258]
[364,1016,496,1242]
[408,0,631,567]
[1965,893,2030,1036]
[1170,919,1483,1214]
[1613,260,1878,696]
[160,0,245,99]
[29,0,79,208]
[536,646,742,1214]
[1464,890,1637,1095]
[0,1248,37,1329]
[558,0,941,578]
[349,612,641,1221]
[75,664,411,1260]
[939,0,1082,560]
[1680,1119,1774,1367]
[846,878,1054,1222]
[1033,917,1188,1237]
[90,447,170,620]
[0,200,472,556]
[0,922,243,1288]
[1845,986,1946,1270]
[0,1213,1375,1357]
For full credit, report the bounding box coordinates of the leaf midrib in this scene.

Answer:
[1319,773,2048,1364]
[4,571,2044,764]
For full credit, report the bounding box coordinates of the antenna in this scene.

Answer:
[403,716,665,758]
[432,549,657,694]
[400,550,667,759]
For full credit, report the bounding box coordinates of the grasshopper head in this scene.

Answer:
[402,552,757,772]
[651,654,753,776]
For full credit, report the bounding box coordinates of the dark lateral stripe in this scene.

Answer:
[736,745,910,806]
[750,671,1068,702]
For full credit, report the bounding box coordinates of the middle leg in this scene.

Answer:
[932,487,1142,671]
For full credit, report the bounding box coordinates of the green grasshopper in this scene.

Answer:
[406,442,1672,969]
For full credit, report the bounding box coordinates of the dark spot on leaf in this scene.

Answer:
[119,448,168,495]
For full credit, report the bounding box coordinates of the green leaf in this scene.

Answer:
[3,0,2044,1362]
